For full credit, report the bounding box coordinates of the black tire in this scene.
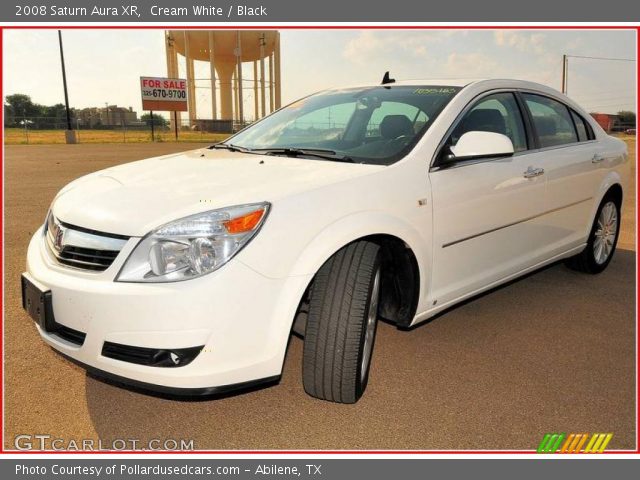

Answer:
[302,241,381,404]
[566,194,621,274]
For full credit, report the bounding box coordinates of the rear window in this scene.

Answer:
[571,110,594,142]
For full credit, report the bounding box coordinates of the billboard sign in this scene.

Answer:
[140,77,188,111]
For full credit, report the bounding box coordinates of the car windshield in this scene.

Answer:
[220,85,462,165]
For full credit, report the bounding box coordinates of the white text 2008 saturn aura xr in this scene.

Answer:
[23,77,628,403]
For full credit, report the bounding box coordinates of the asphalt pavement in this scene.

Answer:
[3,142,636,451]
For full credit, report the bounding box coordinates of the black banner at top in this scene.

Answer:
[4,0,640,22]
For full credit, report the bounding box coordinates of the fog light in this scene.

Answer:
[102,342,204,368]
[151,349,198,367]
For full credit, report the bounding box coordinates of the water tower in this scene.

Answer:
[165,30,281,128]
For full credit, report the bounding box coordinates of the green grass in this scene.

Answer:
[4,128,230,145]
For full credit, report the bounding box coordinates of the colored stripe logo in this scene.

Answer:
[537,433,613,453]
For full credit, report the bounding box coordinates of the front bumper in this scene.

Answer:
[25,226,312,392]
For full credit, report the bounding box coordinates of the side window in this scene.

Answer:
[570,110,594,142]
[523,94,578,148]
[449,92,528,153]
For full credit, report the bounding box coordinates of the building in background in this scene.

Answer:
[590,112,636,133]
[591,113,619,133]
[165,30,281,132]
[76,105,141,128]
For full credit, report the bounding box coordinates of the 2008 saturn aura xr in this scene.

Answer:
[22,78,628,403]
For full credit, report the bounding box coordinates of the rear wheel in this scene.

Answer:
[566,195,620,274]
[302,241,381,403]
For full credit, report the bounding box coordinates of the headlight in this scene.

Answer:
[116,202,269,283]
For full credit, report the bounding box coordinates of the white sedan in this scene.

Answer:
[22,78,628,403]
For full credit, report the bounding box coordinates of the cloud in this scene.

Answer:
[343,31,386,64]
[494,31,547,55]
[443,52,500,78]
[564,37,585,52]
[342,31,456,65]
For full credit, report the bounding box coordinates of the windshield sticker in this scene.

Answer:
[413,87,458,95]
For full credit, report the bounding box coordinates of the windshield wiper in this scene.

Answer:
[210,143,252,153]
[253,147,357,163]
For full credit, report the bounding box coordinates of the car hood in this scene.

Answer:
[52,148,383,237]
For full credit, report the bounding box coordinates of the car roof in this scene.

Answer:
[325,78,479,90]
[392,78,484,87]
[324,78,574,106]
[326,78,558,93]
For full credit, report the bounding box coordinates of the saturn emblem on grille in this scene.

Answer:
[53,223,66,252]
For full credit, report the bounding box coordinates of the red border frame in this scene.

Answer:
[0,24,638,455]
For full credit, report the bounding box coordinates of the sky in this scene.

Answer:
[3,29,636,120]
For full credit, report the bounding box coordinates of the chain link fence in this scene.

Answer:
[5,116,634,146]
[3,117,242,145]
[611,122,636,133]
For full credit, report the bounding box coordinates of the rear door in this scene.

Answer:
[429,91,549,306]
[519,93,602,255]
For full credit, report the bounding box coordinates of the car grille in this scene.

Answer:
[45,213,129,272]
[56,245,120,271]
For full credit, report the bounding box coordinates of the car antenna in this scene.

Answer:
[381,71,396,85]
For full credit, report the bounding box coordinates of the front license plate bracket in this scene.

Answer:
[21,274,58,333]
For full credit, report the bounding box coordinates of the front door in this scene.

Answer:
[429,91,548,307]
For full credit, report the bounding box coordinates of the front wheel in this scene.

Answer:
[566,196,620,274]
[302,241,381,404]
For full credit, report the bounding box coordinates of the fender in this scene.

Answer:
[237,210,432,377]
[585,169,625,238]
[597,170,624,201]
[287,211,431,311]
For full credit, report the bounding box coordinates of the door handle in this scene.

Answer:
[592,154,605,163]
[523,166,545,179]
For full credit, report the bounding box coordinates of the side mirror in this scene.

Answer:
[449,131,514,160]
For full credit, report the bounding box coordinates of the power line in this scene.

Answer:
[562,53,636,94]
[571,89,635,98]
[585,102,635,110]
[574,94,635,103]
[565,54,635,62]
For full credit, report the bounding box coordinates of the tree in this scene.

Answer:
[141,113,168,127]
[4,103,14,126]
[3,94,75,129]
[4,94,41,118]
[616,110,636,126]
[40,103,73,129]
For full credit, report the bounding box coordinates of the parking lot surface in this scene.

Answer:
[3,142,636,450]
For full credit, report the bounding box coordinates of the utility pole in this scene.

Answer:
[561,54,567,94]
[58,30,76,143]
[561,54,634,96]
